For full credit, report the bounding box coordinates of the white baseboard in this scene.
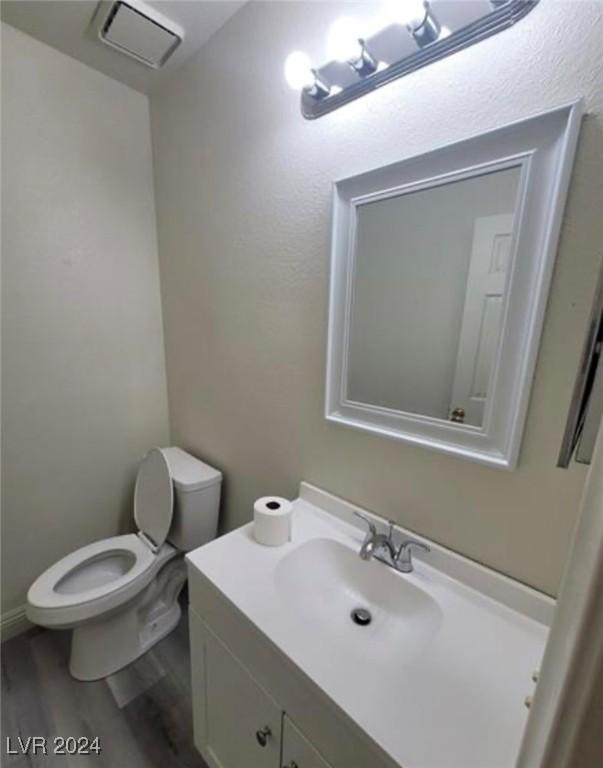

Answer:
[1,604,32,641]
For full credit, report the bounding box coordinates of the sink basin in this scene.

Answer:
[187,486,552,768]
[274,538,442,667]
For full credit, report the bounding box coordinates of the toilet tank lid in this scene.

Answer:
[162,447,222,492]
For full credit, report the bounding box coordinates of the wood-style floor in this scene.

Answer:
[1,609,208,768]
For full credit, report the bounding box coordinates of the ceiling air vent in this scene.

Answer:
[98,0,183,68]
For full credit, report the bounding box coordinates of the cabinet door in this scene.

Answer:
[205,627,282,768]
[281,716,332,768]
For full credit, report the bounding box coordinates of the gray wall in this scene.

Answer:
[150,0,603,596]
[1,24,169,615]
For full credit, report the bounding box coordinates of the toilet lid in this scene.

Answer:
[134,448,174,549]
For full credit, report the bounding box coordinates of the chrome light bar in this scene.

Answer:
[285,0,540,119]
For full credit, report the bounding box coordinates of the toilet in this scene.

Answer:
[26,446,221,681]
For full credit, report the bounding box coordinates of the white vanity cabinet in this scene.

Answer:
[187,487,554,768]
[281,716,332,768]
[190,608,335,768]
[188,577,396,768]
[203,625,282,768]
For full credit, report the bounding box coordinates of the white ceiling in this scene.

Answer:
[0,1,246,94]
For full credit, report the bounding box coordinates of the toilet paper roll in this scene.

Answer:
[253,496,292,546]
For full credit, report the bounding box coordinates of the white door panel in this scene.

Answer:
[450,214,514,426]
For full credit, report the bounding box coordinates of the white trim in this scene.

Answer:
[325,100,584,469]
[348,153,530,210]
[1,605,32,642]
[516,426,603,768]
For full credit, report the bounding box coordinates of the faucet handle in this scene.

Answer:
[395,538,430,573]
[353,511,377,536]
[397,539,430,557]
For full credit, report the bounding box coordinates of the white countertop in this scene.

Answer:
[187,484,552,768]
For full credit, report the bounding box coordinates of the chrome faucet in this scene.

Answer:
[353,511,430,574]
[395,540,430,573]
[354,512,397,562]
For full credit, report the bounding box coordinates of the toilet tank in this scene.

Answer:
[162,447,222,551]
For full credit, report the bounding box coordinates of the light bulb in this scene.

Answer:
[284,51,314,91]
[386,0,427,28]
[326,17,363,62]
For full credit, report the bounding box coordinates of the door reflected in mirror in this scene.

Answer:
[346,166,521,427]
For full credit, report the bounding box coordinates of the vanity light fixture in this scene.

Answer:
[284,52,330,98]
[386,0,442,47]
[325,16,363,63]
[284,0,540,118]
[408,6,441,48]
[326,17,379,77]
[349,39,379,77]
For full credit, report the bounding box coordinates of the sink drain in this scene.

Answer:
[350,607,372,626]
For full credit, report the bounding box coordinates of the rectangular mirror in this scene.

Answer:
[348,166,521,427]
[326,101,583,468]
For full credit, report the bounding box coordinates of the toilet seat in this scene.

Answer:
[26,534,176,628]
[134,447,174,550]
[27,447,177,629]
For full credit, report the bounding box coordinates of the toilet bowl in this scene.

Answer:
[26,447,221,681]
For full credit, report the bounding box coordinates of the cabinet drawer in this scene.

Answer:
[204,625,281,768]
[282,716,333,768]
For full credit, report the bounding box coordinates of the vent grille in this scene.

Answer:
[99,1,182,69]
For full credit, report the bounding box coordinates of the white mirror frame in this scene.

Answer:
[325,100,584,469]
